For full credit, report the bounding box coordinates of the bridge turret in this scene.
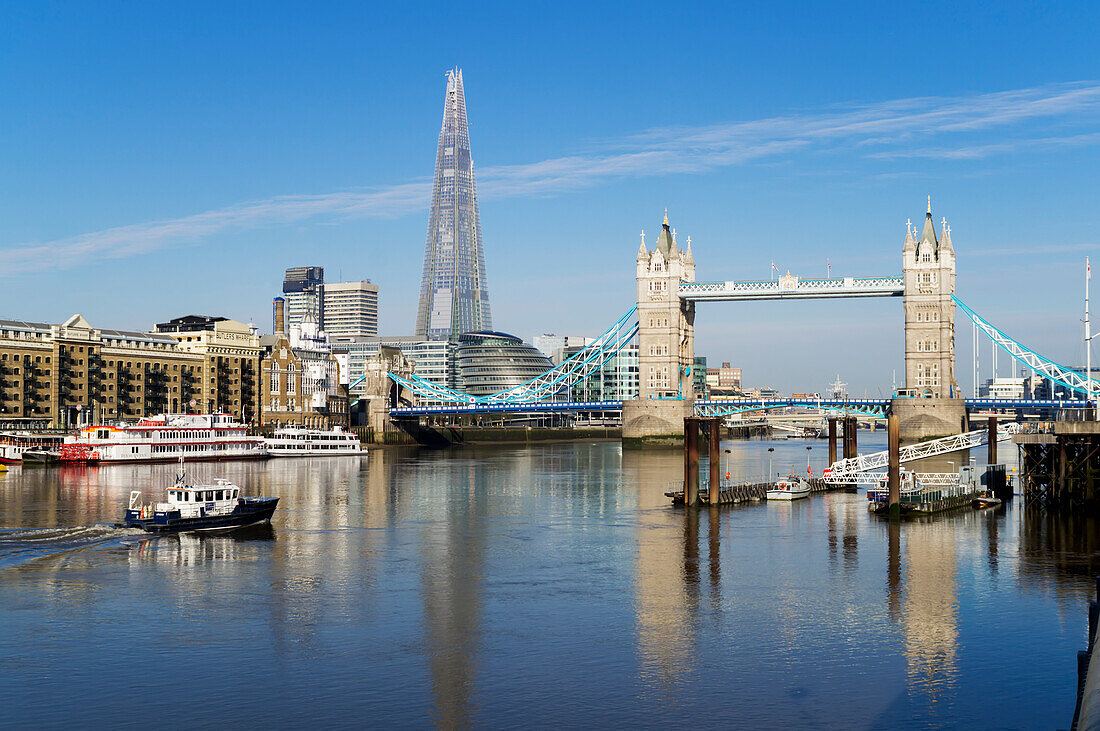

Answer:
[635,212,696,401]
[902,198,958,400]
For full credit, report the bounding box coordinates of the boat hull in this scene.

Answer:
[123,497,279,533]
[767,490,810,501]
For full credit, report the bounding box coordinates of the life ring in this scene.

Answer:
[725,471,731,480]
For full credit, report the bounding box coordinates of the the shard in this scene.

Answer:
[415,68,492,341]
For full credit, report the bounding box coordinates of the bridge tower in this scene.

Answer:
[895,199,966,443]
[623,213,696,445]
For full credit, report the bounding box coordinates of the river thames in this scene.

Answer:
[0,436,1093,728]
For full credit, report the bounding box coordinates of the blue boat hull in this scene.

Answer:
[123,497,279,533]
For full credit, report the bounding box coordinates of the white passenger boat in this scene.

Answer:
[0,432,66,464]
[264,426,363,456]
[767,477,811,501]
[66,413,267,463]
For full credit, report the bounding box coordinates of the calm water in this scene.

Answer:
[0,435,1096,728]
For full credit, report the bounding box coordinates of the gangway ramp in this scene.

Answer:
[823,422,1023,483]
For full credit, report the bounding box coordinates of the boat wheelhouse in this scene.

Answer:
[264,425,362,456]
[68,413,267,463]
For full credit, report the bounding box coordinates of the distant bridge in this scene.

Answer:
[390,397,1079,419]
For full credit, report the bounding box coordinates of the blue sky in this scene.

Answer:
[2,1,1099,394]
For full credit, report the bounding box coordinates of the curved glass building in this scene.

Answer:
[456,332,553,397]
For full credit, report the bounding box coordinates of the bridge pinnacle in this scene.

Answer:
[663,209,669,226]
[927,195,932,215]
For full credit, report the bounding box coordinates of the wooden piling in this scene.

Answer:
[828,418,837,464]
[684,418,700,507]
[988,416,998,465]
[708,417,721,507]
[888,412,900,520]
[849,417,858,456]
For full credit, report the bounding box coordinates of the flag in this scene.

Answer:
[771,261,781,274]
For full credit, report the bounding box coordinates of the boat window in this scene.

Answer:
[216,490,223,500]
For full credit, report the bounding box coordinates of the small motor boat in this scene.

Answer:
[767,477,811,501]
[122,462,278,533]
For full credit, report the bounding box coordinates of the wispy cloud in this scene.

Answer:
[4,81,1100,274]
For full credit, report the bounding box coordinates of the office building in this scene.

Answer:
[282,266,325,331]
[330,336,454,404]
[455,332,552,397]
[415,69,492,340]
[564,344,639,402]
[533,334,594,361]
[323,280,379,337]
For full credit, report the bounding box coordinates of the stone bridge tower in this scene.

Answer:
[895,199,965,443]
[623,213,696,445]
[637,212,695,399]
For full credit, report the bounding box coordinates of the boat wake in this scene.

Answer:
[0,524,147,568]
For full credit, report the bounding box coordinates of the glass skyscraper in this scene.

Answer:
[415,68,492,341]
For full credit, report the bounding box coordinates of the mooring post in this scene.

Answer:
[849,417,858,456]
[988,416,998,465]
[708,418,721,507]
[684,418,700,507]
[828,417,837,465]
[888,412,900,520]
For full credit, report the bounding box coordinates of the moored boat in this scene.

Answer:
[123,464,278,533]
[68,413,267,464]
[867,467,983,515]
[767,476,811,500]
[0,432,67,464]
[263,425,363,456]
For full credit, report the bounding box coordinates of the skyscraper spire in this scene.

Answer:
[415,69,492,340]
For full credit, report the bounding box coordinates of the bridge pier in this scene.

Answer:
[623,398,693,447]
[891,396,969,446]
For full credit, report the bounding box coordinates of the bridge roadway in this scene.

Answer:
[390,397,1079,418]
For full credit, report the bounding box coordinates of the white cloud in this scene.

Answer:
[4,81,1100,274]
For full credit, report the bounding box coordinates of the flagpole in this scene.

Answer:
[1087,256,1092,403]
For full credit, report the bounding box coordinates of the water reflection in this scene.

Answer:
[0,440,1095,728]
[623,446,699,698]
[902,520,959,705]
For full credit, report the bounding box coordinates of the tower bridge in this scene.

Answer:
[625,201,958,445]
[363,200,1093,446]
